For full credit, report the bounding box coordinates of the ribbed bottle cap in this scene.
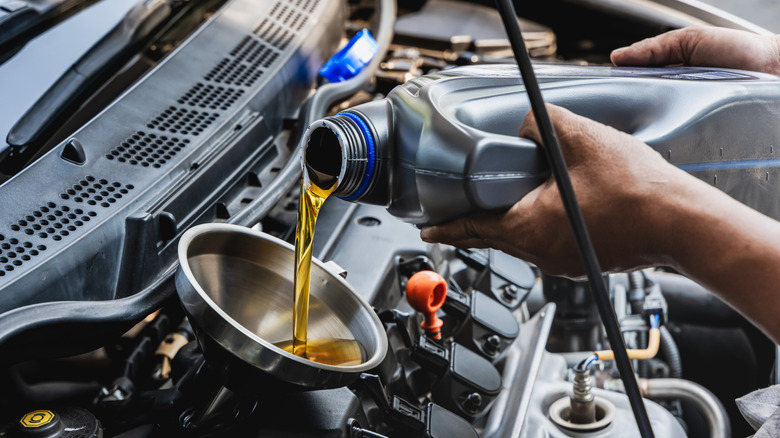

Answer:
[304,113,375,200]
[319,29,379,83]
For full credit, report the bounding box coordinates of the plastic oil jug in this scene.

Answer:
[303,64,780,224]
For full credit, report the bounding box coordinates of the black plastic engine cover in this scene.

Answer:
[0,0,343,313]
[235,387,369,437]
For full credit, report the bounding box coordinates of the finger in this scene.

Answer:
[518,103,577,145]
[611,26,780,72]
[419,214,505,244]
[518,104,618,163]
[518,107,540,145]
[444,239,491,250]
[423,235,537,264]
[418,226,488,248]
[610,27,695,67]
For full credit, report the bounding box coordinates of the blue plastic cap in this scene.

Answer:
[319,29,379,83]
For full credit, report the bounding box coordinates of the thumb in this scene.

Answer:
[518,104,590,159]
[517,103,574,145]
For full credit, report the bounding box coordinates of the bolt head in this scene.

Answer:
[483,334,502,355]
[463,392,483,413]
[502,284,519,300]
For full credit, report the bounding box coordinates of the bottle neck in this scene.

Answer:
[304,112,376,200]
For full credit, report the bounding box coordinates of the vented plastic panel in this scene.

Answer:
[254,0,319,50]
[2,173,136,275]
[178,83,245,111]
[146,107,219,135]
[0,234,45,277]
[0,0,342,312]
[205,36,279,86]
[106,132,189,167]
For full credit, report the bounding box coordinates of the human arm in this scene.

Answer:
[610,25,780,75]
[419,105,780,344]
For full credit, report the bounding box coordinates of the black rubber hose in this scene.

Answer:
[628,270,646,313]
[10,367,102,403]
[628,270,644,290]
[659,325,682,379]
[493,1,654,436]
[0,264,177,362]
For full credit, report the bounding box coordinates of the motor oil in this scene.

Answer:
[274,338,364,366]
[303,64,780,225]
[292,177,334,357]
[287,166,365,366]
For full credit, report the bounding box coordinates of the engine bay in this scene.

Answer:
[0,0,775,437]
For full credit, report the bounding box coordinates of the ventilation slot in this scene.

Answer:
[230,35,255,57]
[204,38,275,86]
[273,4,289,21]
[271,0,317,21]
[276,4,307,30]
[202,0,313,89]
[255,0,310,44]
[287,0,319,13]
[236,37,275,65]
[290,12,307,31]
[59,176,133,209]
[0,234,45,277]
[146,107,218,135]
[255,20,295,50]
[268,1,282,17]
[302,0,320,12]
[106,132,189,168]
[1,177,132,277]
[281,6,296,25]
[14,201,95,241]
[178,83,245,111]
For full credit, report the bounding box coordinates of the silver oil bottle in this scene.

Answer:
[304,64,780,225]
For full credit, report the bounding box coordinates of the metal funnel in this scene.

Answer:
[175,223,387,391]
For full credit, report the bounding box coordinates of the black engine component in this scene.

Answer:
[430,343,501,419]
[1,407,101,438]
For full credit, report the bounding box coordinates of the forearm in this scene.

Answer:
[650,173,780,343]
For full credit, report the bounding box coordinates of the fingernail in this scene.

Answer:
[420,227,433,242]
[611,47,628,55]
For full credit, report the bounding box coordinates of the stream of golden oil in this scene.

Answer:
[289,179,365,366]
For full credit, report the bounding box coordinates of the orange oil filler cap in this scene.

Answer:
[405,271,447,339]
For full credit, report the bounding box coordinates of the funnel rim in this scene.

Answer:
[176,223,388,375]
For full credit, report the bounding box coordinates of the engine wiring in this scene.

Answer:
[595,314,661,361]
[577,314,662,371]
[579,354,599,371]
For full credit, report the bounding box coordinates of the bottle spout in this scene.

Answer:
[304,126,342,190]
[304,99,392,203]
[304,113,371,197]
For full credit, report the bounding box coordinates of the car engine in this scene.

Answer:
[0,0,775,437]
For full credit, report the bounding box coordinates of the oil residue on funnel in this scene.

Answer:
[274,338,365,366]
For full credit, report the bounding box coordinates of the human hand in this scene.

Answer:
[419,105,691,277]
[611,25,780,75]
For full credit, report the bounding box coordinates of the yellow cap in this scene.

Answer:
[19,410,55,428]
